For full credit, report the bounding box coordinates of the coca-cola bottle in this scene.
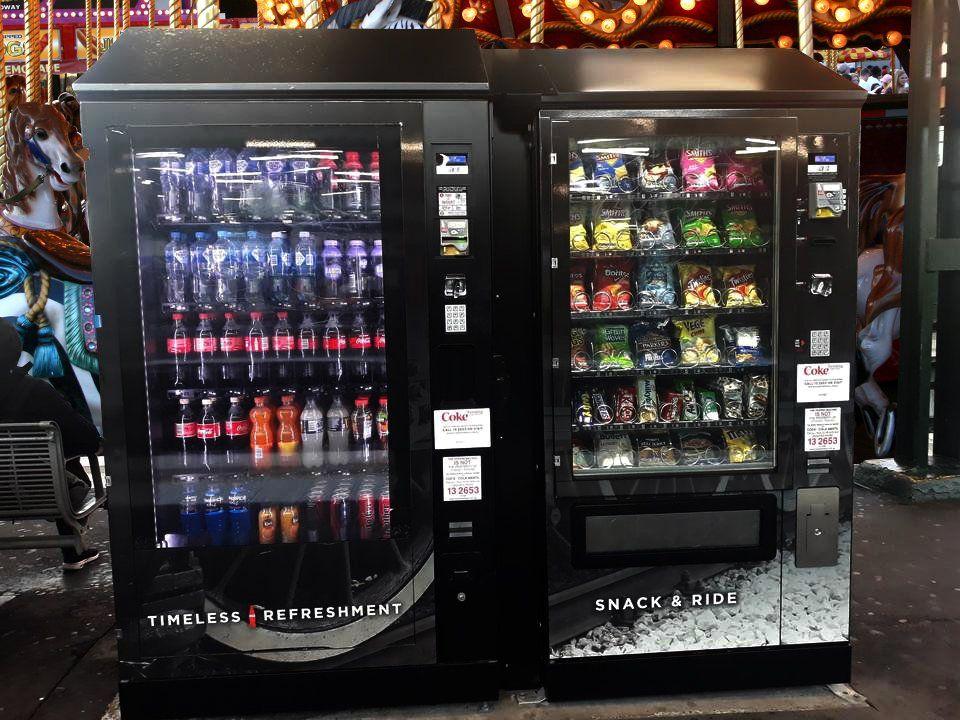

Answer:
[194,313,217,388]
[322,313,346,383]
[246,312,269,386]
[348,313,372,385]
[167,313,191,389]
[373,310,387,383]
[298,314,317,383]
[174,398,197,468]
[224,396,251,467]
[219,313,244,385]
[350,396,374,465]
[197,398,222,470]
[273,311,296,387]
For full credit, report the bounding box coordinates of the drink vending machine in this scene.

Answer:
[77,29,497,717]
[485,49,866,697]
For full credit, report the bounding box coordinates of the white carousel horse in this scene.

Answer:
[0,100,101,430]
[323,0,429,29]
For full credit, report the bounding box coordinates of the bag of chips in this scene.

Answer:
[723,154,766,192]
[721,265,763,307]
[592,204,633,250]
[635,210,678,250]
[569,151,588,191]
[593,260,634,311]
[631,320,679,368]
[570,262,591,313]
[723,428,758,463]
[635,433,681,466]
[597,434,635,468]
[614,386,639,424]
[595,325,635,370]
[698,387,721,421]
[678,263,720,308]
[681,147,721,192]
[590,153,633,194]
[674,316,721,366]
[571,326,592,372]
[570,205,591,251]
[719,324,762,365]
[635,376,659,423]
[636,260,677,308]
[746,374,769,420]
[721,204,765,248]
[640,152,679,192]
[715,376,745,419]
[574,390,594,426]
[572,438,596,470]
[680,431,723,465]
[681,209,723,248]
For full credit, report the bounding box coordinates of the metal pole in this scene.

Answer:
[0,9,6,181]
[734,0,743,48]
[85,0,93,67]
[529,0,544,44]
[46,0,53,102]
[169,0,183,28]
[303,0,321,28]
[24,0,42,103]
[797,0,813,57]
[197,0,219,29]
[895,0,945,466]
[425,1,443,28]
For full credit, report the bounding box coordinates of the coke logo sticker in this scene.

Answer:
[797,362,850,404]
[433,407,491,450]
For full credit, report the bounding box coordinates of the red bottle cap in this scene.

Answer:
[172,313,184,321]
[277,311,288,320]
[345,151,360,164]
[379,397,388,406]
[282,395,295,405]
[355,397,369,408]
[254,396,267,406]
[251,312,262,321]
[199,313,212,320]
[224,312,235,320]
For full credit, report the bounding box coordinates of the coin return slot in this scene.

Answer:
[449,520,474,539]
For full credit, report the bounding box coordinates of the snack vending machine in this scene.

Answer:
[77,30,497,717]
[485,49,866,696]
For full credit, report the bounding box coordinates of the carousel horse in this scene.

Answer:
[322,0,431,29]
[0,98,101,429]
[854,174,905,457]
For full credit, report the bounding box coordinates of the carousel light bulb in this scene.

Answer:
[885,30,902,46]
[292,0,303,6]
[564,0,580,7]
[521,3,533,17]
[284,16,300,27]
[600,17,616,32]
[831,32,848,48]
[263,8,276,21]
[622,7,636,22]
[680,0,696,10]
[557,44,568,49]
[579,9,595,23]
[607,43,620,49]
[833,6,851,21]
[857,0,874,12]
[777,35,793,48]
[814,0,829,12]
[754,0,769,5]
[276,2,290,14]
[633,0,647,6]
[462,6,478,20]
[658,39,674,49]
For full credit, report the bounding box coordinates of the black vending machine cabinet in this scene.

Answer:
[485,49,866,697]
[77,29,497,718]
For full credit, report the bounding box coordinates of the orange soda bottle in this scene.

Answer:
[276,395,301,455]
[249,395,275,468]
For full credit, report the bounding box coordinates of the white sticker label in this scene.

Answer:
[438,187,468,217]
[444,304,467,333]
[433,408,491,450]
[442,455,482,502]
[797,362,850,403]
[809,329,831,358]
[808,163,838,175]
[804,407,842,452]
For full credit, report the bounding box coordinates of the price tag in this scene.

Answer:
[442,455,482,502]
[804,407,842,452]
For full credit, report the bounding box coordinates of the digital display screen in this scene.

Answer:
[814,154,837,163]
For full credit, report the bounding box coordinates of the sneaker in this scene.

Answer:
[63,548,101,571]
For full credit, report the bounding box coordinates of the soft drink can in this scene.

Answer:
[357,488,376,540]
[258,506,278,544]
[280,504,300,543]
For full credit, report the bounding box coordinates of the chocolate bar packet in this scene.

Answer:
[716,376,745,419]
[676,380,699,421]
[614,386,639,424]
[698,387,721,421]
[591,388,614,425]
[680,431,722,465]
[746,374,769,420]
[723,428,758,463]
[635,376,659,423]
[571,326,593,372]
[574,390,594,426]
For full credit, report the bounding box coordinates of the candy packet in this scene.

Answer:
[614,386,639,424]
[636,433,681,466]
[593,260,634,311]
[570,262,591,312]
[595,325,635,370]
[597,434,635,468]
[635,210,678,250]
[640,152,679,192]
[719,324,762,365]
[674,316,721,366]
[676,380,699,421]
[678,263,720,308]
[660,389,683,422]
[721,265,763,307]
[723,428,758,463]
[636,260,677,308]
[715,376,745,419]
[721,204,765,248]
[681,209,723,248]
[697,387,721,421]
[681,147,721,192]
[570,205,591,251]
[746,374,769,419]
[592,204,633,250]
[574,390,594,426]
[635,376,660,423]
[631,319,679,368]
[591,388,615,425]
[571,326,592,372]
[572,438,596,470]
[680,431,723,465]
[723,154,766,192]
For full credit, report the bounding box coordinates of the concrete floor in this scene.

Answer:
[1,489,957,720]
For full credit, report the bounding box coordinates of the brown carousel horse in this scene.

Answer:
[0,94,100,426]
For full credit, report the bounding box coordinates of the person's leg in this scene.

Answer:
[59,460,100,570]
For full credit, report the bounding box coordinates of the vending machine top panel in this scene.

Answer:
[75,29,489,100]
[483,49,865,108]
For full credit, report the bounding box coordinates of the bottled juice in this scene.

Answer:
[250,395,275,468]
[276,395,301,455]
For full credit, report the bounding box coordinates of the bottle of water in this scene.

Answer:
[158,154,184,222]
[300,395,325,468]
[179,476,204,545]
[211,229,242,309]
[191,231,217,310]
[294,231,318,307]
[163,231,191,308]
[208,148,237,222]
[261,155,288,221]
[241,230,268,309]
[267,230,293,307]
[184,149,213,222]
[326,389,350,465]
[315,154,339,218]
[287,154,318,221]
[235,149,261,221]
[345,239,369,299]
